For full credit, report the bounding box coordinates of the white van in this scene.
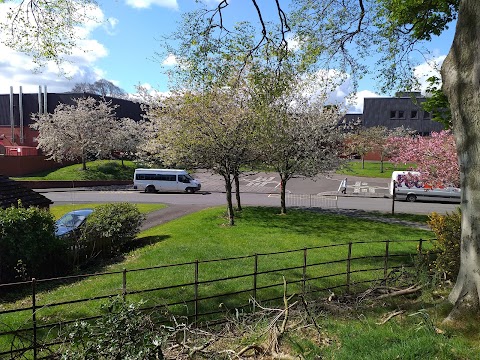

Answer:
[133,169,201,193]
[389,171,460,203]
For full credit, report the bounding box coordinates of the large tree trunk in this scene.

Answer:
[441,0,480,319]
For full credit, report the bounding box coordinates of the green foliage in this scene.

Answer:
[82,203,145,251]
[427,209,461,280]
[422,76,452,129]
[382,0,459,41]
[0,205,67,282]
[59,297,164,359]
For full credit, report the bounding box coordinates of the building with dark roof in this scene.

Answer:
[347,92,445,135]
[0,88,145,176]
[0,89,144,148]
[0,175,52,209]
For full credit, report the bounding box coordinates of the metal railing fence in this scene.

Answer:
[0,238,431,359]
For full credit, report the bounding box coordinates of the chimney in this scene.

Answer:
[9,86,14,144]
[38,85,43,114]
[19,86,24,144]
[43,85,47,114]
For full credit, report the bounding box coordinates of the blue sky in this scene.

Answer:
[0,0,456,112]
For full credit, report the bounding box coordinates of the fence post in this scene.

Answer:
[253,254,258,312]
[122,268,127,302]
[384,240,390,282]
[346,243,352,293]
[32,278,37,360]
[418,238,423,255]
[302,248,307,295]
[309,195,312,208]
[194,260,199,325]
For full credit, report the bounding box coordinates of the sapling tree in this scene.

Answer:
[31,97,118,170]
[346,128,377,170]
[348,126,414,173]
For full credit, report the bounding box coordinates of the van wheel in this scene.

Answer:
[186,188,195,194]
[406,194,417,202]
[145,185,156,193]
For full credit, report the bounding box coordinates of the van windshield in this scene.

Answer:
[178,174,194,183]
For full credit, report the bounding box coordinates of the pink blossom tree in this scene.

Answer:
[388,131,459,188]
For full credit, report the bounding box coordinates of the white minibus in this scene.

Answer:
[133,169,201,193]
[389,171,460,203]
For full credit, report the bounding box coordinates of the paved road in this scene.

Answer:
[40,171,459,220]
[192,170,391,197]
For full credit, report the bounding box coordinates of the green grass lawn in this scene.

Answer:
[49,203,166,219]
[0,207,433,349]
[2,206,478,359]
[15,160,137,180]
[16,159,415,181]
[337,160,415,178]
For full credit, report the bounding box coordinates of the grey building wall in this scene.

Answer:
[361,94,444,135]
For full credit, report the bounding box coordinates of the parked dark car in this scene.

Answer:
[55,209,94,238]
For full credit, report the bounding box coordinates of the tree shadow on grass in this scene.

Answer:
[0,235,170,304]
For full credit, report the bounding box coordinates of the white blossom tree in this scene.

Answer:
[146,88,257,226]
[257,91,349,214]
[31,97,118,170]
[110,117,146,167]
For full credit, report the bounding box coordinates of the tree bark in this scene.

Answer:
[234,172,242,211]
[224,174,235,226]
[441,0,480,318]
[280,176,288,215]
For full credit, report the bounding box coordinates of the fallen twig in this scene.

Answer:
[376,285,423,300]
[376,310,405,325]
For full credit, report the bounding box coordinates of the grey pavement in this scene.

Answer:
[192,170,390,197]
[36,171,391,198]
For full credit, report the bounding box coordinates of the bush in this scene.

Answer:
[82,203,145,252]
[0,205,67,283]
[59,297,164,359]
[427,208,461,280]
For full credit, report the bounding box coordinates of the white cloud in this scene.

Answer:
[414,55,446,94]
[125,0,178,10]
[162,54,178,66]
[299,70,381,113]
[104,17,119,35]
[0,3,113,94]
[346,90,381,113]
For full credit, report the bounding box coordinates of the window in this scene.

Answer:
[389,110,406,120]
[423,111,431,119]
[410,110,418,119]
[136,173,176,181]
